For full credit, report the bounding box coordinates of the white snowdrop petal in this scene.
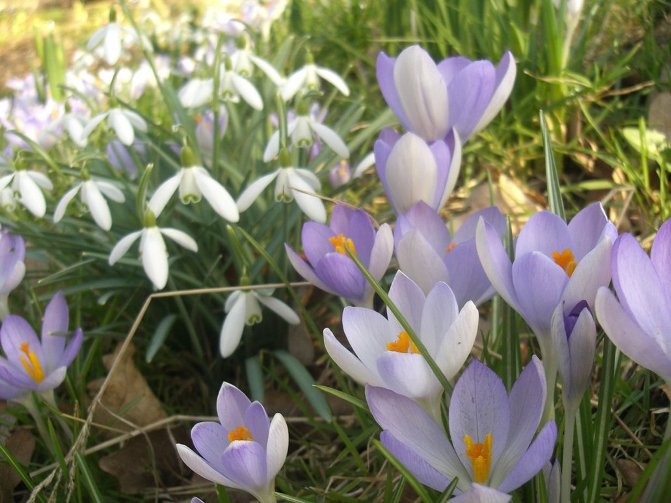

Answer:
[53,185,81,223]
[160,228,199,252]
[108,230,142,265]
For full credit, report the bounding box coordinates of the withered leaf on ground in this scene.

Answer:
[0,426,35,503]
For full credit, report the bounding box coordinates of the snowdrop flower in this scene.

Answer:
[86,10,135,66]
[108,210,198,290]
[324,271,478,418]
[281,61,350,101]
[148,147,239,222]
[285,204,393,306]
[219,60,264,110]
[377,45,516,141]
[178,78,214,108]
[237,163,326,223]
[374,129,461,215]
[0,231,25,319]
[54,176,125,231]
[230,43,284,86]
[82,107,148,146]
[130,56,171,100]
[0,168,53,218]
[220,289,300,357]
[0,291,83,401]
[366,357,557,494]
[176,382,288,503]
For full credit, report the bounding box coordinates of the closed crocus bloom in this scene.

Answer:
[366,357,557,494]
[376,45,516,141]
[395,202,505,306]
[0,291,83,401]
[551,301,596,409]
[374,130,461,215]
[595,218,671,382]
[285,205,393,307]
[176,382,288,503]
[324,271,478,418]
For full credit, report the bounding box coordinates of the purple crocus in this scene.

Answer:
[595,218,671,382]
[176,382,288,503]
[374,129,461,215]
[0,291,83,401]
[394,202,506,306]
[324,271,478,419]
[376,45,516,142]
[0,231,25,318]
[366,357,557,494]
[285,205,393,307]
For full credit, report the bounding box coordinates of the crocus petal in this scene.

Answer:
[108,109,135,145]
[60,328,83,367]
[141,227,168,289]
[651,219,671,293]
[447,60,496,140]
[315,66,350,96]
[217,382,252,429]
[255,295,299,324]
[476,218,519,311]
[284,244,333,294]
[444,239,495,307]
[561,237,612,311]
[109,230,142,265]
[314,253,366,300]
[421,281,459,351]
[40,291,68,366]
[367,223,394,284]
[471,51,516,135]
[341,306,395,372]
[221,441,268,493]
[434,301,478,381]
[82,181,112,230]
[220,293,246,357]
[160,228,199,252]
[194,168,240,222]
[386,271,425,337]
[376,352,440,400]
[1,315,43,366]
[35,366,67,392]
[266,413,289,479]
[176,444,240,487]
[323,328,379,385]
[236,170,279,212]
[453,484,512,503]
[566,307,596,404]
[309,122,349,158]
[396,230,450,294]
[244,402,270,449]
[515,212,572,259]
[53,185,81,223]
[302,221,338,267]
[376,52,411,133]
[567,202,616,259]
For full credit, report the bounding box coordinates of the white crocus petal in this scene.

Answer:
[266,413,289,479]
[96,181,125,203]
[103,23,122,65]
[263,130,281,162]
[140,227,169,289]
[249,54,284,85]
[281,68,307,101]
[236,170,280,212]
[287,170,326,223]
[435,301,479,380]
[439,131,462,208]
[323,328,377,385]
[386,133,437,213]
[122,110,147,132]
[81,180,112,230]
[231,74,263,110]
[309,121,349,158]
[315,66,350,96]
[220,293,246,357]
[109,230,143,265]
[178,78,214,108]
[17,172,47,217]
[160,228,199,252]
[81,113,109,141]
[27,171,53,190]
[108,109,135,145]
[149,172,183,217]
[255,295,300,324]
[53,185,81,223]
[193,167,239,222]
[352,152,376,178]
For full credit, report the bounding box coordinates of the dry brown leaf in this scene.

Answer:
[287,322,315,366]
[0,427,35,503]
[617,459,643,487]
[648,91,671,141]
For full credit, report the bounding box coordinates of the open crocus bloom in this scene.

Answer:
[285,205,393,307]
[595,218,671,382]
[374,129,461,215]
[395,202,506,306]
[176,382,288,503]
[366,357,556,494]
[476,202,617,342]
[376,45,516,142]
[0,291,83,401]
[324,271,478,417]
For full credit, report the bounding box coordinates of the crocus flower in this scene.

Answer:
[323,271,478,418]
[394,202,506,306]
[54,178,126,231]
[366,357,557,493]
[281,62,350,101]
[195,108,228,164]
[595,218,671,382]
[376,45,516,142]
[237,166,326,223]
[106,139,144,178]
[285,205,393,306]
[0,291,83,401]
[451,485,511,503]
[328,160,351,189]
[82,107,148,146]
[374,130,461,215]
[0,231,25,319]
[176,382,289,503]
[220,289,300,357]
[0,168,53,218]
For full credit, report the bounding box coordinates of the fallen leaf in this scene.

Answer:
[617,458,643,487]
[0,427,35,503]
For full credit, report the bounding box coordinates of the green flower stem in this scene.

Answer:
[561,405,577,503]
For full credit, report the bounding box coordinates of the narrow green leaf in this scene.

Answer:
[245,355,265,402]
[373,439,434,503]
[145,314,178,363]
[76,452,105,503]
[314,384,367,412]
[540,110,566,220]
[0,443,38,495]
[276,492,314,503]
[437,478,459,503]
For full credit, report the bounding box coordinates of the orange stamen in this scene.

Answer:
[464,433,493,483]
[228,426,253,442]
[551,248,577,276]
[18,343,45,383]
[386,331,419,353]
[446,242,457,253]
[328,233,357,256]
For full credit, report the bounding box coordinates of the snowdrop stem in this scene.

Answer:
[20,392,53,455]
[275,93,289,152]
[135,162,154,218]
[345,249,453,394]
[211,33,225,177]
[561,405,577,503]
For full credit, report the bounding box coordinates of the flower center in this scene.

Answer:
[19,343,45,383]
[446,242,457,253]
[386,331,419,353]
[328,233,356,256]
[464,433,492,483]
[228,426,253,442]
[551,248,577,276]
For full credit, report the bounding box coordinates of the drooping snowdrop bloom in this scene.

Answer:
[0,168,53,218]
[0,291,83,401]
[281,61,350,101]
[374,129,461,215]
[0,231,25,319]
[285,205,393,306]
[324,271,478,418]
[108,211,198,290]
[86,11,136,66]
[176,382,288,503]
[595,218,671,382]
[263,104,349,162]
[237,165,326,223]
[366,357,557,493]
[82,107,148,146]
[230,44,284,86]
[376,45,516,141]
[394,202,506,306]
[220,289,300,357]
[178,78,215,108]
[148,147,239,222]
[54,177,125,231]
[218,61,264,110]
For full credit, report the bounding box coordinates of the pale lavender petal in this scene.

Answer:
[566,307,596,405]
[447,60,496,139]
[453,207,506,244]
[515,212,572,259]
[471,51,517,135]
[567,202,615,260]
[341,208,375,265]
[217,382,252,430]
[191,422,230,474]
[341,306,394,372]
[314,253,366,301]
[59,328,83,367]
[436,56,472,85]
[176,444,240,487]
[1,315,42,366]
[323,328,379,385]
[285,244,333,294]
[386,271,425,337]
[396,230,450,295]
[220,441,268,493]
[451,484,512,503]
[266,413,288,480]
[434,302,479,382]
[562,237,612,311]
[395,201,451,252]
[35,366,67,392]
[421,281,459,351]
[444,239,495,307]
[376,352,440,400]
[476,219,520,312]
[651,219,671,294]
[367,223,394,284]
[244,401,270,448]
[376,52,410,130]
[41,291,68,362]
[429,139,453,208]
[302,221,336,267]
